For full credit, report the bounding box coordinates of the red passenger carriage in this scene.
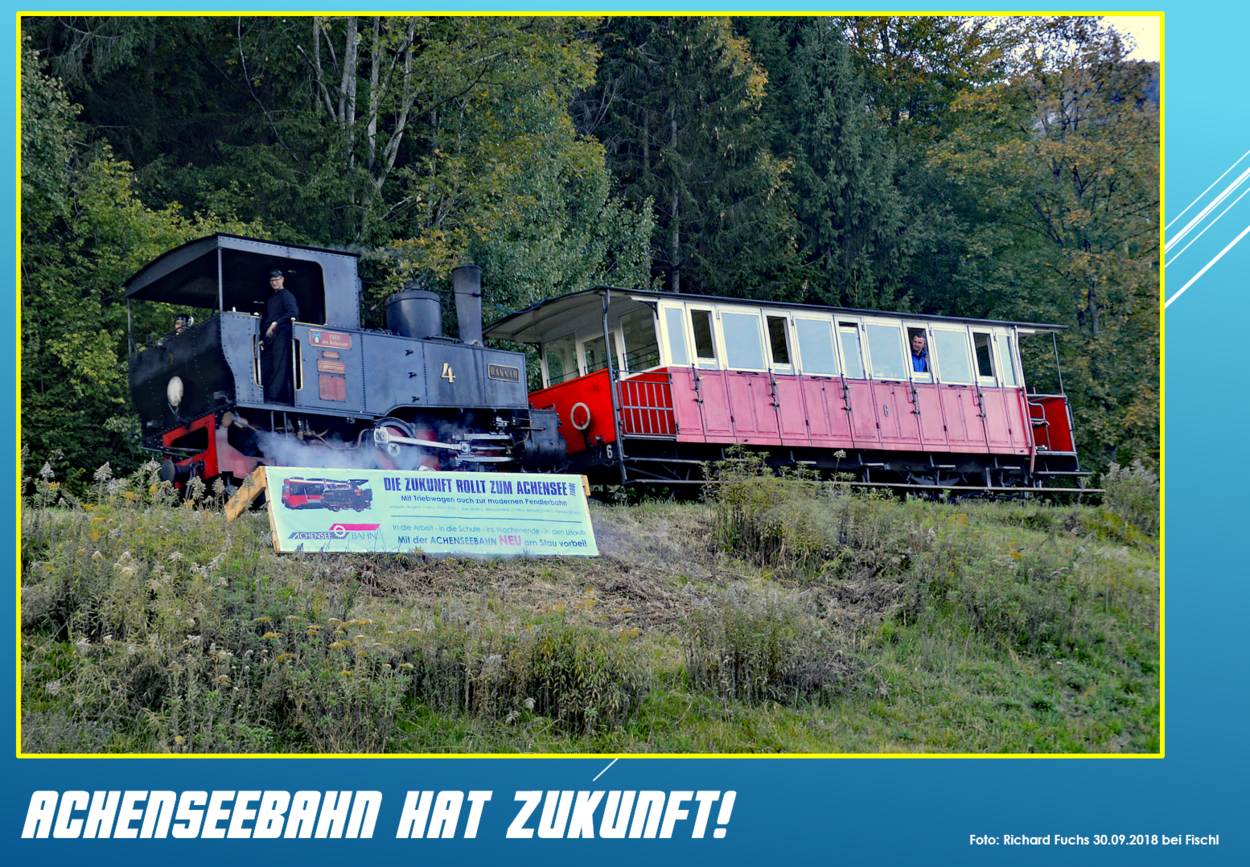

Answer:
[484,289,1083,490]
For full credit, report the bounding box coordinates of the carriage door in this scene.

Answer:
[973,330,1019,452]
[689,307,733,439]
[864,318,921,448]
[930,326,986,451]
[719,308,779,443]
[837,320,878,445]
[907,324,946,450]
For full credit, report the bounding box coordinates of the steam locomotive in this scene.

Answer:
[127,234,1084,492]
[125,234,565,488]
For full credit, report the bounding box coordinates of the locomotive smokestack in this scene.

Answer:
[386,281,442,340]
[452,264,483,346]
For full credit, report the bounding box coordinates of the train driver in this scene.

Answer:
[910,331,929,373]
[260,269,300,403]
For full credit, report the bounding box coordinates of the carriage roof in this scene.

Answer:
[483,286,1066,345]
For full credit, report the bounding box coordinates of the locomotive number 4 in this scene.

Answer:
[441,363,455,383]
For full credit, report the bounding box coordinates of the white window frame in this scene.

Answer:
[837,318,867,380]
[793,313,840,377]
[904,322,934,384]
[762,311,796,374]
[716,305,770,372]
[971,329,999,387]
[688,305,719,369]
[541,331,578,388]
[930,325,976,385]
[861,316,910,382]
[658,302,691,367]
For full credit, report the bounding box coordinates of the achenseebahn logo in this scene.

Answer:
[289,523,381,540]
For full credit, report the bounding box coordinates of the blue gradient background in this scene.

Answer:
[3,4,1240,865]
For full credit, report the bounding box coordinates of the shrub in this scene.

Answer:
[399,609,648,735]
[682,589,854,705]
[1102,461,1159,538]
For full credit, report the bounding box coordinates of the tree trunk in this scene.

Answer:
[367,17,380,173]
[669,104,680,293]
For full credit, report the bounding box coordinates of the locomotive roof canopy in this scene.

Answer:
[124,234,362,330]
[483,287,1068,345]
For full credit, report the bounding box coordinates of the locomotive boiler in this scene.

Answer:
[125,234,565,487]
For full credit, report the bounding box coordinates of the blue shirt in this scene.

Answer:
[911,349,928,373]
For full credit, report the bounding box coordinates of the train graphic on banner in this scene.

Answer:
[279,477,374,512]
[127,235,1083,492]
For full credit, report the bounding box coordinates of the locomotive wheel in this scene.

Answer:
[372,418,416,471]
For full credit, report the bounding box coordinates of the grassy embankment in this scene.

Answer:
[20,456,1159,754]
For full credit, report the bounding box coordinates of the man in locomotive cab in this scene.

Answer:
[260,269,300,403]
[910,330,929,373]
[157,312,192,345]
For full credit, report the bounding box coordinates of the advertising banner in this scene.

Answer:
[263,468,597,556]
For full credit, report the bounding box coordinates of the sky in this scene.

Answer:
[1102,14,1162,61]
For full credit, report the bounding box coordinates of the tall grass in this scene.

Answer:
[1103,461,1160,538]
[21,451,1158,754]
[704,452,1159,701]
[21,461,646,752]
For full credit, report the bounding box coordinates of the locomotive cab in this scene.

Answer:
[126,234,566,488]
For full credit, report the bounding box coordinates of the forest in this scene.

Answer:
[20,15,1159,484]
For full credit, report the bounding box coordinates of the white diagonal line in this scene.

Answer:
[1165,223,1250,308]
[1166,148,1250,231]
[592,758,618,781]
[1165,184,1250,267]
[1165,165,1250,252]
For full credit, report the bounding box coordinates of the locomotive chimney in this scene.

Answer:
[386,281,443,340]
[452,263,483,346]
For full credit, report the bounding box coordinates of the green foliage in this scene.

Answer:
[20,44,265,486]
[683,588,853,705]
[585,17,798,296]
[21,474,1157,753]
[931,19,1159,469]
[21,473,647,751]
[742,18,912,309]
[21,37,76,237]
[707,451,1156,696]
[1102,461,1160,539]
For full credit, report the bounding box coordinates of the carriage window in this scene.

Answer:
[664,307,690,366]
[721,311,766,370]
[582,333,619,375]
[866,323,908,380]
[997,334,1018,386]
[621,313,661,372]
[690,309,717,365]
[973,332,995,380]
[544,335,577,385]
[838,322,865,379]
[933,329,974,384]
[766,316,791,366]
[907,327,931,380]
[796,318,839,375]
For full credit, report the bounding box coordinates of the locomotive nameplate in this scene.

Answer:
[317,359,347,375]
[263,467,597,557]
[309,329,352,350]
[487,363,521,383]
[321,350,341,359]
